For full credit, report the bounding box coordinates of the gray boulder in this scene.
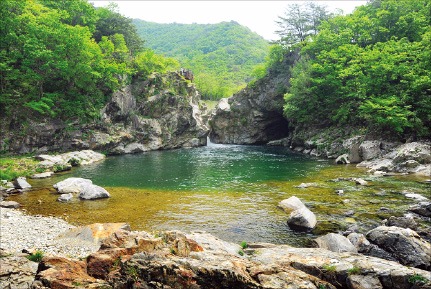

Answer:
[366,226,431,270]
[409,201,431,217]
[13,177,31,189]
[315,233,357,253]
[287,207,317,230]
[53,178,110,200]
[347,233,397,262]
[393,142,431,164]
[384,216,418,230]
[278,196,305,212]
[78,183,110,200]
[54,178,93,194]
[359,141,381,161]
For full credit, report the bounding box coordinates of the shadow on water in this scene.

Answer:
[11,143,430,246]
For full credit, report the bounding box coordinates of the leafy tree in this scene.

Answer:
[275,2,332,48]
[283,0,431,139]
[133,20,269,99]
[94,4,144,55]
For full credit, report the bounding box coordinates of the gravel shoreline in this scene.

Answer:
[0,208,99,258]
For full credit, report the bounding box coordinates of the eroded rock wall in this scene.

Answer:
[0,72,209,155]
[209,51,299,144]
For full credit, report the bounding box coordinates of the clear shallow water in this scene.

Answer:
[12,144,429,246]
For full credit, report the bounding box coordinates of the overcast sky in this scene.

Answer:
[91,1,367,41]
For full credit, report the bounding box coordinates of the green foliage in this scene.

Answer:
[133,49,179,79]
[133,20,270,99]
[238,250,244,256]
[240,241,248,249]
[408,274,428,285]
[322,264,336,272]
[26,250,44,262]
[275,2,333,48]
[0,157,40,181]
[284,0,431,139]
[347,266,361,275]
[0,0,178,129]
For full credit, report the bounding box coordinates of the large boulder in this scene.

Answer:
[366,226,431,270]
[409,201,431,217]
[13,177,31,189]
[287,207,317,230]
[209,51,299,144]
[315,233,357,253]
[53,178,93,194]
[278,196,305,212]
[359,141,381,161]
[393,142,431,164]
[53,178,110,200]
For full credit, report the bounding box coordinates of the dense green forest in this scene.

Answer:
[133,20,270,99]
[280,0,431,139]
[0,0,178,123]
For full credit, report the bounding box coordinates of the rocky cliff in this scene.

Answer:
[209,51,299,144]
[0,72,208,154]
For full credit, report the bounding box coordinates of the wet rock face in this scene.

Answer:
[209,51,298,145]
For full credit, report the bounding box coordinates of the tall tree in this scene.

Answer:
[275,2,332,48]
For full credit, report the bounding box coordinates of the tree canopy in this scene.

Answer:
[133,20,270,100]
[282,0,431,139]
[0,0,178,123]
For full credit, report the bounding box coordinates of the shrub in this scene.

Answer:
[26,250,44,262]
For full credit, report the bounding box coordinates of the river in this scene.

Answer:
[11,143,428,246]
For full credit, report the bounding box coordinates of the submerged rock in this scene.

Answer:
[57,193,73,202]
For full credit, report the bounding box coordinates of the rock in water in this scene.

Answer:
[287,207,317,230]
[315,233,357,253]
[78,183,110,200]
[13,177,31,189]
[278,196,305,212]
[53,178,110,200]
[57,193,73,202]
[54,178,93,194]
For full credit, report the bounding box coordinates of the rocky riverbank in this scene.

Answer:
[1,202,430,289]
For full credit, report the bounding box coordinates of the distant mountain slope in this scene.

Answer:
[133,19,270,99]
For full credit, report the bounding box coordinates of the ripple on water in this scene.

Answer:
[9,145,430,246]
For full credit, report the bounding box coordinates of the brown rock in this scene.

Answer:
[36,257,110,289]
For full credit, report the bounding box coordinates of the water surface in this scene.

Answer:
[12,144,429,246]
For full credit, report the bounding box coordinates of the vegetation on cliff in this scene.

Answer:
[0,0,178,126]
[280,0,431,140]
[133,20,270,100]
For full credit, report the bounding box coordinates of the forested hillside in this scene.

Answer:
[281,0,431,140]
[0,0,178,125]
[133,20,270,99]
